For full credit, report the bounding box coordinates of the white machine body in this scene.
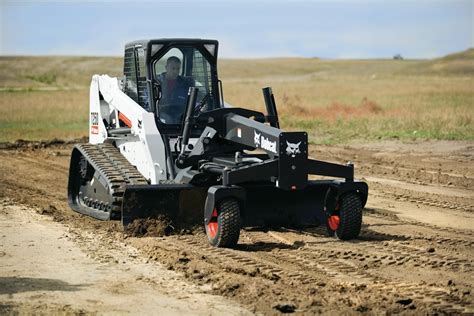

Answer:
[88,74,168,184]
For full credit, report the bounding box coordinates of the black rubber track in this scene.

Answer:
[207,198,241,248]
[68,143,148,220]
[327,192,363,240]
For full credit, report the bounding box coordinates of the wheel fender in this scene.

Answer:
[324,181,369,216]
[204,185,246,225]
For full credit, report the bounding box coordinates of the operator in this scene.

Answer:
[157,56,194,106]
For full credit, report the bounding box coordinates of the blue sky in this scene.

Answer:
[1,0,473,59]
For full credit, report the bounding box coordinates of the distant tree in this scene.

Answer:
[393,54,404,60]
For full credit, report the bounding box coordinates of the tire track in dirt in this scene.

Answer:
[365,206,474,239]
[312,144,474,189]
[175,233,323,285]
[307,237,473,275]
[240,230,375,283]
[256,230,473,314]
[361,164,474,189]
[158,226,473,313]
[304,220,474,253]
[132,233,341,313]
[268,228,473,276]
[371,190,473,214]
[361,227,474,250]
[140,231,471,313]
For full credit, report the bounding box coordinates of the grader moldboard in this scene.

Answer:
[67,39,368,247]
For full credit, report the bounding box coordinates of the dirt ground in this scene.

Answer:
[0,140,473,314]
[0,201,250,315]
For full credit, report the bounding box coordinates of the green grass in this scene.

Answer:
[1,121,88,141]
[283,114,473,145]
[0,49,473,143]
[25,73,57,85]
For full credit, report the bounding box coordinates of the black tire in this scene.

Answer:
[205,198,241,248]
[326,192,362,240]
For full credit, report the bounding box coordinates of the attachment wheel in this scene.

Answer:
[326,192,362,240]
[205,198,241,248]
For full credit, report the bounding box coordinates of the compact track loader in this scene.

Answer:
[68,39,368,247]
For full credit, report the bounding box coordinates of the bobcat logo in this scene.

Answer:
[254,131,261,147]
[90,112,99,125]
[286,141,301,157]
[254,130,277,153]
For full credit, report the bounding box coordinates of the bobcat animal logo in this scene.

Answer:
[286,141,301,157]
[91,112,99,125]
[254,131,261,147]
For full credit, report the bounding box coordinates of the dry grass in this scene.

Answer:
[402,48,474,76]
[0,90,89,140]
[218,51,473,143]
[220,73,473,143]
[0,56,122,89]
[279,97,383,120]
[0,49,473,143]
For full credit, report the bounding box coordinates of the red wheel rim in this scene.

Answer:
[207,208,218,238]
[328,215,340,231]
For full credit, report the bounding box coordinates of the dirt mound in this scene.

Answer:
[0,137,87,150]
[124,215,202,238]
[125,216,175,237]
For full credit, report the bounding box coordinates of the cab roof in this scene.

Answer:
[124,38,218,50]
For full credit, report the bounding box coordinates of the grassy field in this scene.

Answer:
[0,49,473,143]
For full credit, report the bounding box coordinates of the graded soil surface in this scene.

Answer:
[0,202,249,315]
[0,140,473,314]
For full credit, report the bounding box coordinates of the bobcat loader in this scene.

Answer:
[68,39,368,247]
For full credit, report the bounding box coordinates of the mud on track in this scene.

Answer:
[0,140,473,314]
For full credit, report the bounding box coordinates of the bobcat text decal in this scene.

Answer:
[254,130,277,154]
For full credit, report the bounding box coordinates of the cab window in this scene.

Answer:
[153,47,215,125]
